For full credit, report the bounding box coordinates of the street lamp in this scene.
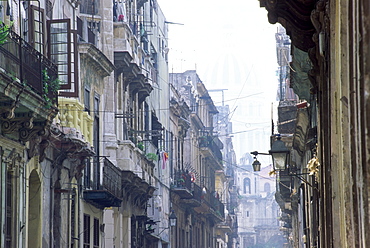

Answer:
[269,134,290,171]
[252,159,261,172]
[251,152,261,172]
[169,210,177,227]
[250,134,290,172]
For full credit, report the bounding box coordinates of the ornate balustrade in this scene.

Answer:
[56,98,93,145]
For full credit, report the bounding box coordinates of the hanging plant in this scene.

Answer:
[42,69,61,108]
[145,153,158,161]
[0,21,11,46]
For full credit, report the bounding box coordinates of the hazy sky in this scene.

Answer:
[158,0,278,163]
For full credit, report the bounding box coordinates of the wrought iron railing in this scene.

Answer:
[193,183,224,218]
[199,135,223,161]
[102,158,122,199]
[192,183,203,203]
[210,193,225,218]
[172,170,192,191]
[0,30,58,104]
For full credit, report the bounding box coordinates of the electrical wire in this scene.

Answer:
[229,65,254,121]
[55,91,263,115]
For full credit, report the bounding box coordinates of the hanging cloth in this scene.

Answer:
[116,1,127,22]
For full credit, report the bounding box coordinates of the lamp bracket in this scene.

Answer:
[288,173,318,190]
[250,151,270,156]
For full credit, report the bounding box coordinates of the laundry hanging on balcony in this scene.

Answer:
[159,151,168,169]
[114,0,127,22]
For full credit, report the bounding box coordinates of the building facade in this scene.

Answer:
[0,1,237,246]
[236,154,283,248]
[169,70,227,248]
[0,0,170,247]
[214,104,239,248]
[260,0,370,247]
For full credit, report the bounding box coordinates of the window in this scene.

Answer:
[5,171,13,247]
[30,6,45,53]
[93,218,99,248]
[255,178,257,194]
[84,88,91,113]
[22,4,45,54]
[49,20,70,87]
[71,192,76,242]
[264,182,271,193]
[48,19,78,96]
[243,177,251,194]
[84,158,91,188]
[93,94,100,189]
[144,103,149,139]
[45,0,53,19]
[80,0,99,15]
[83,214,91,248]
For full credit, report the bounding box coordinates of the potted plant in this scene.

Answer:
[145,153,158,161]
[137,141,144,151]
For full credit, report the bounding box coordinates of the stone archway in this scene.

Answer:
[28,169,41,248]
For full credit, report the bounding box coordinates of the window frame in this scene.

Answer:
[93,218,99,248]
[29,5,45,54]
[47,19,79,96]
[83,214,91,248]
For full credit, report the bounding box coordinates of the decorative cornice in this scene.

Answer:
[260,0,318,52]
[79,43,115,77]
[114,51,133,75]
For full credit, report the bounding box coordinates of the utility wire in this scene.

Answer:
[56,92,264,114]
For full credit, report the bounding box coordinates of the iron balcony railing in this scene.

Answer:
[192,182,203,203]
[198,134,223,162]
[173,170,192,191]
[193,183,224,219]
[103,158,123,198]
[210,193,225,218]
[0,30,58,104]
[83,158,123,209]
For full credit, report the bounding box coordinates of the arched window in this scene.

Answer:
[243,178,251,194]
[264,182,271,193]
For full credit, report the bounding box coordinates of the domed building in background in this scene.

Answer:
[235,153,285,248]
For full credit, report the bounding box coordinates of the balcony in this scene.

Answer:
[193,183,225,222]
[56,97,94,145]
[0,30,58,141]
[83,158,123,209]
[209,193,225,221]
[113,21,153,104]
[171,170,193,199]
[199,134,223,169]
[117,140,155,184]
[275,169,292,214]
[122,170,156,210]
[0,30,58,104]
